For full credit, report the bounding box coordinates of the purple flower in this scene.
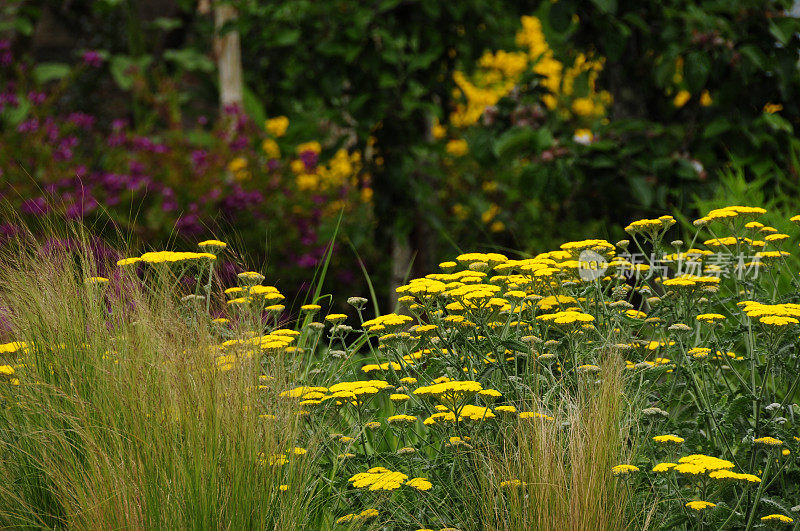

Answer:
[300,149,319,169]
[17,118,39,133]
[129,160,145,174]
[27,91,46,105]
[65,193,98,219]
[82,50,103,68]
[21,197,49,215]
[161,187,178,212]
[53,146,74,162]
[297,253,318,268]
[190,149,209,174]
[176,214,203,235]
[229,136,248,150]
[0,92,17,112]
[67,112,95,130]
[107,132,126,147]
[43,118,59,141]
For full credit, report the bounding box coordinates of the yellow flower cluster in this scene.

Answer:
[560,238,616,258]
[227,157,250,181]
[335,508,379,525]
[685,501,715,511]
[119,251,216,266]
[265,116,289,137]
[414,380,483,401]
[739,301,800,327]
[362,361,402,373]
[537,310,595,326]
[653,453,760,484]
[423,404,496,425]
[694,205,767,226]
[197,239,227,251]
[348,467,431,492]
[653,434,685,444]
[761,514,793,524]
[696,313,725,323]
[625,215,676,235]
[449,15,610,127]
[387,414,417,424]
[611,464,639,476]
[362,313,414,332]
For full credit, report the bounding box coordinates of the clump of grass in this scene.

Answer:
[472,349,632,531]
[0,228,316,528]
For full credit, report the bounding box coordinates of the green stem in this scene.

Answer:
[743,455,771,531]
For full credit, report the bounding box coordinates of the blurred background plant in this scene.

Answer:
[3,0,800,307]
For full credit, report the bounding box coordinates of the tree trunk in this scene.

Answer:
[212,3,243,109]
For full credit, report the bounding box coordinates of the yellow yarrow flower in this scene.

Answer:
[761,514,793,524]
[611,464,639,476]
[653,434,685,445]
[754,436,783,446]
[685,501,715,511]
[265,116,289,137]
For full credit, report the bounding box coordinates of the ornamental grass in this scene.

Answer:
[1,204,799,529]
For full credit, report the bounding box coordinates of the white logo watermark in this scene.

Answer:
[578,250,609,281]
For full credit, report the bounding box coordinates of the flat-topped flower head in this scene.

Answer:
[708,470,761,484]
[455,252,508,268]
[537,310,595,326]
[754,436,783,446]
[197,239,227,253]
[676,454,735,473]
[405,477,433,491]
[387,414,417,424]
[674,463,705,475]
[349,467,409,491]
[696,313,725,323]
[479,389,502,399]
[84,276,109,286]
[760,315,798,327]
[686,501,716,511]
[761,514,793,524]
[139,251,216,264]
[362,313,413,332]
[117,257,141,267]
[325,313,348,324]
[653,434,685,445]
[237,271,265,286]
[612,464,639,476]
[335,508,380,525]
[652,462,676,473]
[701,206,767,225]
[414,380,483,408]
